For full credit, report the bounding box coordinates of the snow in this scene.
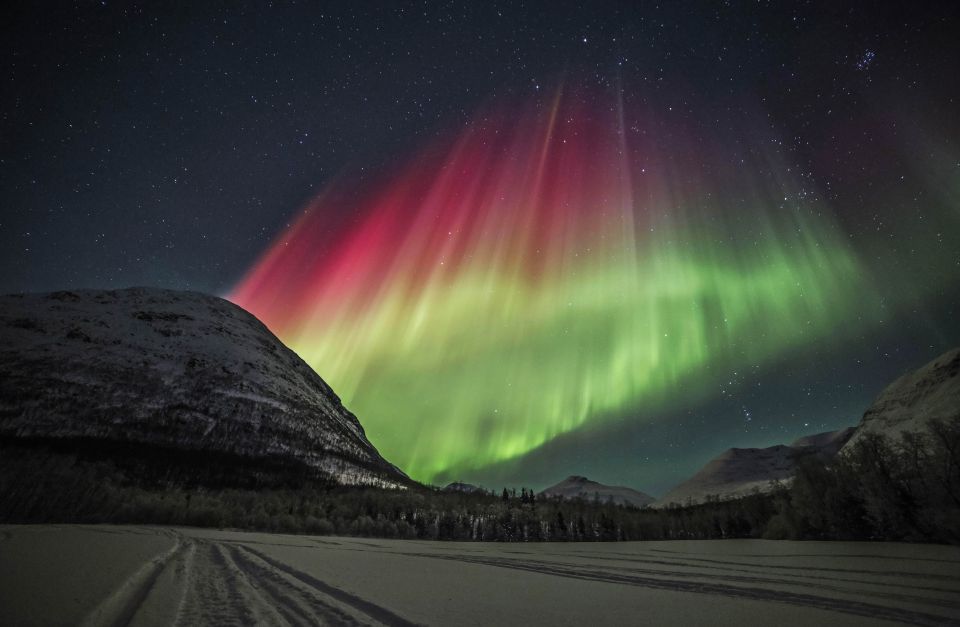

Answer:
[2,524,957,626]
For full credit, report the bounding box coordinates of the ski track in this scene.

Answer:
[79,530,415,627]
[71,528,960,626]
[402,551,960,626]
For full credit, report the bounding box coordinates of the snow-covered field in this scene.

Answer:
[1,525,958,626]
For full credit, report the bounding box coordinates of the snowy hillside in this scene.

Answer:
[843,347,960,450]
[653,428,854,507]
[0,288,409,488]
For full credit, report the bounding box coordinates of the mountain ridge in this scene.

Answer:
[654,347,959,508]
[653,428,854,507]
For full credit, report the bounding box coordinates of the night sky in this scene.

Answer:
[3,2,959,494]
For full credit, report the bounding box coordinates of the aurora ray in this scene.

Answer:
[231,88,876,482]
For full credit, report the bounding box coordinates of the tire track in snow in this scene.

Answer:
[407,552,959,627]
[237,544,418,627]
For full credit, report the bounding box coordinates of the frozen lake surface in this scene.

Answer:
[1,525,958,626]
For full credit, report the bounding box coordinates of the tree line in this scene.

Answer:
[765,416,960,544]
[1,415,956,544]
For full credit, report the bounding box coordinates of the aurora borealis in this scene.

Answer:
[232,87,904,483]
[5,3,959,493]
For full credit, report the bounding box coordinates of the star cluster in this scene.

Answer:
[2,2,958,491]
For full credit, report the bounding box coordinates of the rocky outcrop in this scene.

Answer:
[0,288,410,488]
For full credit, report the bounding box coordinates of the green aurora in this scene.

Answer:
[232,93,957,484]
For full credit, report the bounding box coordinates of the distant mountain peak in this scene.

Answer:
[443,481,482,493]
[540,475,654,507]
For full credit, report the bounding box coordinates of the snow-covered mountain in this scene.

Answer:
[442,481,483,494]
[653,428,855,508]
[540,475,655,507]
[790,427,857,454]
[842,347,960,451]
[655,348,960,508]
[0,288,409,488]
